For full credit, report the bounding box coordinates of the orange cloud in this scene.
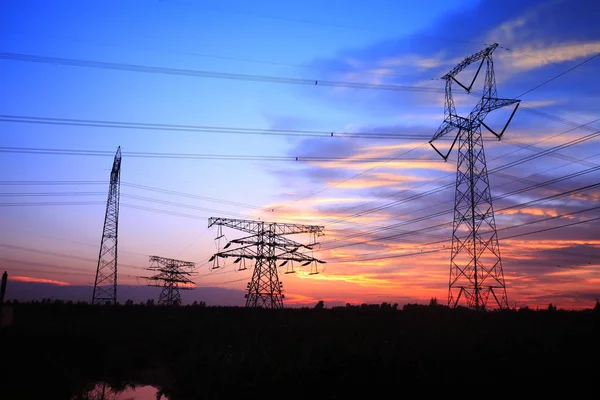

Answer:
[502,207,560,218]
[11,276,70,286]
[311,159,455,173]
[330,173,426,190]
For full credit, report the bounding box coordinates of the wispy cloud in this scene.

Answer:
[11,276,71,286]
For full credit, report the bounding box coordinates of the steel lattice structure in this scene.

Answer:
[92,147,121,305]
[429,43,520,310]
[208,217,326,309]
[145,256,195,306]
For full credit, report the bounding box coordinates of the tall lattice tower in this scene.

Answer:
[429,43,520,310]
[145,256,195,306]
[208,218,325,308]
[92,147,122,305]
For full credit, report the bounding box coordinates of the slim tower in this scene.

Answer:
[92,147,122,305]
[429,44,520,309]
[208,217,325,308]
[145,256,195,306]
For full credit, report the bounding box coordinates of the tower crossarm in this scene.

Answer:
[442,43,499,83]
[148,255,195,269]
[146,267,193,276]
[227,234,311,249]
[208,217,324,236]
[212,243,324,264]
[213,244,259,261]
[144,275,194,285]
[273,247,325,264]
[471,97,520,120]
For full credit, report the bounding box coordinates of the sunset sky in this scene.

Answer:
[1,0,599,310]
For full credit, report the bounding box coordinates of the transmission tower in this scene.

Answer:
[429,43,520,310]
[92,147,122,305]
[144,256,195,306]
[208,217,326,308]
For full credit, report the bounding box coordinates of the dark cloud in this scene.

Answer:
[293,0,600,121]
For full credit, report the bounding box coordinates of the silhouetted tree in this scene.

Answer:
[315,300,325,309]
[429,297,439,307]
[547,303,557,312]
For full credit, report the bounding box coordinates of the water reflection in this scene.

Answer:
[72,382,167,400]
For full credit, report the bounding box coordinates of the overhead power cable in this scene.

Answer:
[274,53,600,210]
[0,243,145,271]
[320,162,600,247]
[0,145,436,162]
[335,212,600,263]
[325,149,600,241]
[0,52,448,93]
[0,114,449,140]
[319,126,600,227]
[515,52,600,98]
[320,182,600,251]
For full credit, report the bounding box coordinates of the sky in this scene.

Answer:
[1,0,599,310]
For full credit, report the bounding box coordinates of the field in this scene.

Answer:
[2,302,600,398]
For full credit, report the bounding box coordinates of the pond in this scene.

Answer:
[72,382,167,400]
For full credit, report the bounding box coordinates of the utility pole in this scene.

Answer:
[144,256,195,306]
[92,147,122,305]
[208,217,325,308]
[429,43,520,310]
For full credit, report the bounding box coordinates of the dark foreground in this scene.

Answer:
[2,302,600,398]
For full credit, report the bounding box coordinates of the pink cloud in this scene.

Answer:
[11,276,71,286]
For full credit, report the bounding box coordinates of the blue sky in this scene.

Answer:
[1,0,599,309]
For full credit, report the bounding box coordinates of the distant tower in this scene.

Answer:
[92,147,122,305]
[429,44,520,309]
[208,217,325,308]
[145,256,195,306]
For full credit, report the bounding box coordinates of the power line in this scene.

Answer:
[3,29,418,78]
[320,182,600,252]
[337,213,600,263]
[320,162,600,248]
[325,148,591,242]
[0,145,436,162]
[0,243,145,271]
[0,181,105,186]
[318,126,600,228]
[3,125,598,239]
[0,180,271,212]
[0,257,94,278]
[271,142,429,211]
[0,52,448,93]
[164,0,487,48]
[515,52,600,98]
[502,215,600,241]
[0,114,447,140]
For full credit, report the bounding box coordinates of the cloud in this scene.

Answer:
[499,41,600,71]
[11,276,71,286]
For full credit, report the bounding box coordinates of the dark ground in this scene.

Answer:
[1,301,600,399]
